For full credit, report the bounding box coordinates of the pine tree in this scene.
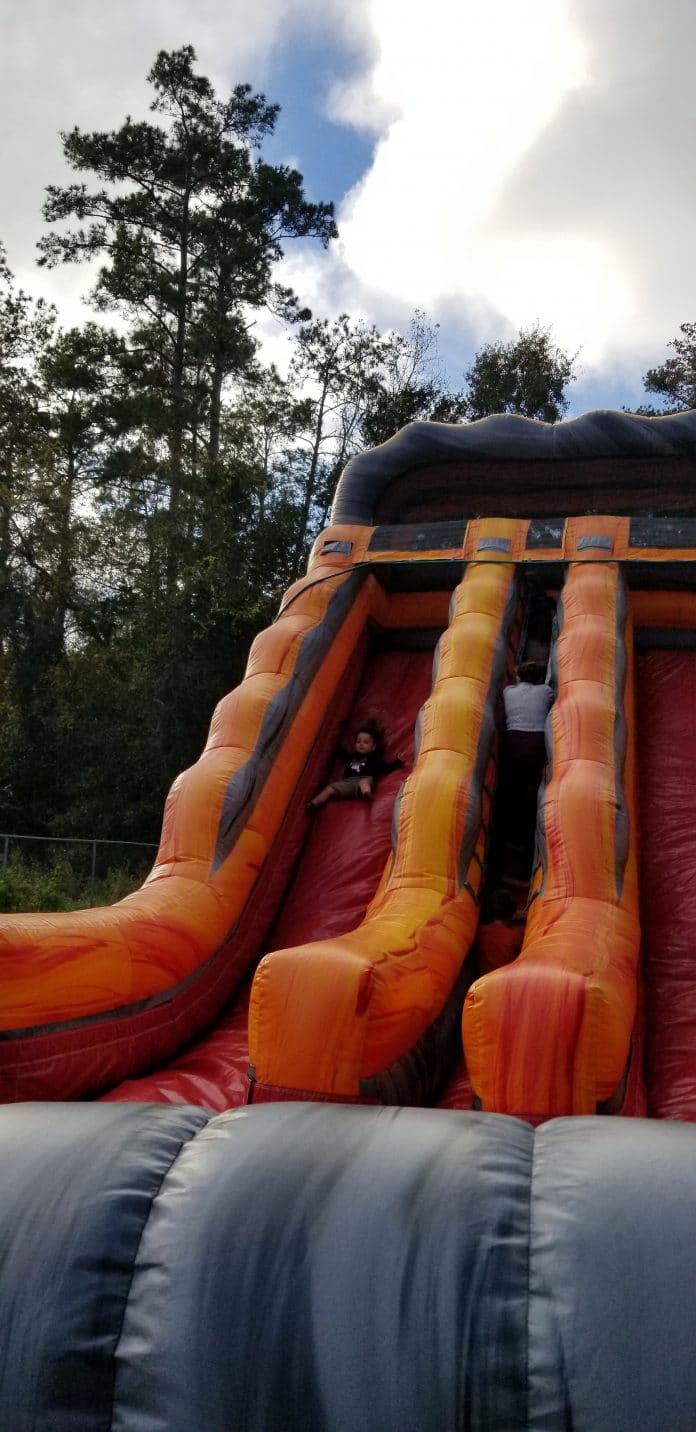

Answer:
[38,45,337,592]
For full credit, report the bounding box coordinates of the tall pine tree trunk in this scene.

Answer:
[166,184,191,595]
[291,383,328,579]
[52,443,76,656]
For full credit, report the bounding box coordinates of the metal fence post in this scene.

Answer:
[89,840,97,906]
[0,834,158,912]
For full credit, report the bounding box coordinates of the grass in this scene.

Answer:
[0,849,153,913]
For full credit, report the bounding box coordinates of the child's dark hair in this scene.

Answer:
[516,660,548,685]
[354,715,385,752]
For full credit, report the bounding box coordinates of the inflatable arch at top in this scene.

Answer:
[2,407,696,1122]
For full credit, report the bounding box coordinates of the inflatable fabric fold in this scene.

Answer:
[248,556,519,1101]
[0,567,379,1097]
[463,555,641,1117]
[4,1103,696,1431]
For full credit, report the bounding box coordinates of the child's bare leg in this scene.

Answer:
[358,777,374,799]
[308,785,335,811]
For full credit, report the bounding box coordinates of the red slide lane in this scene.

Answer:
[103,647,434,1109]
[106,649,696,1117]
[637,650,696,1121]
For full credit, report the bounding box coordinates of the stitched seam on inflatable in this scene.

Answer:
[212,568,366,874]
[106,1118,214,1430]
[525,1132,536,1430]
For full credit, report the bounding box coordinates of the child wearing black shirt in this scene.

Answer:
[308,721,404,812]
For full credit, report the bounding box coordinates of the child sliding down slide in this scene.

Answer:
[308,719,404,810]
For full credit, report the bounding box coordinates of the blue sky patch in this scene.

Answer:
[260,32,374,208]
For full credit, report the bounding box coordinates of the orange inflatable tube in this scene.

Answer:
[0,565,383,1096]
[5,410,696,1114]
[463,555,641,1117]
[248,553,519,1101]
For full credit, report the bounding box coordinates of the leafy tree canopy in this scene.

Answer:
[0,45,595,859]
[38,45,337,493]
[463,323,578,423]
[643,322,696,412]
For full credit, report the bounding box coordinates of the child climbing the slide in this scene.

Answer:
[501,660,554,868]
[308,719,404,812]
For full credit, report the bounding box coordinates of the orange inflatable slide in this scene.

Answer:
[3,410,696,1120]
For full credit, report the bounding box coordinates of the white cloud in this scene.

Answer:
[4,0,696,405]
[318,0,696,380]
[0,0,370,286]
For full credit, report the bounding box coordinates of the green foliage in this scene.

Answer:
[38,42,336,539]
[0,246,57,657]
[359,312,467,448]
[0,44,589,878]
[282,311,465,573]
[0,849,150,913]
[463,323,578,422]
[0,47,341,847]
[643,323,696,412]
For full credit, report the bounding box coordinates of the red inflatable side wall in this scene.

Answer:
[638,650,696,1121]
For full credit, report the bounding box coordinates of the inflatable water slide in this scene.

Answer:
[3,410,696,1122]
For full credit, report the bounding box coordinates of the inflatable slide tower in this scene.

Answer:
[3,409,696,1124]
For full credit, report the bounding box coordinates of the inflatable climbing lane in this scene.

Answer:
[3,409,696,1123]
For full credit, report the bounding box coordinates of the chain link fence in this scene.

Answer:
[0,833,159,909]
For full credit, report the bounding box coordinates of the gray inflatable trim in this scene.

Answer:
[332,409,696,525]
[2,1101,695,1431]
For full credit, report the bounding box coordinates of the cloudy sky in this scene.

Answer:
[2,0,694,414]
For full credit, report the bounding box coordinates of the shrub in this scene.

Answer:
[0,848,151,913]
